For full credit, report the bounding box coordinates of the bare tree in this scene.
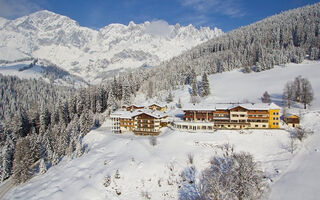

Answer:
[288,136,298,154]
[283,82,294,108]
[197,148,269,200]
[300,78,313,109]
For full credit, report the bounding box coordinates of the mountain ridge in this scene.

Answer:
[0,10,223,83]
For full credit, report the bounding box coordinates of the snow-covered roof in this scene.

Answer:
[183,103,280,111]
[124,104,145,108]
[148,103,166,108]
[110,110,142,119]
[110,109,167,119]
[132,109,168,119]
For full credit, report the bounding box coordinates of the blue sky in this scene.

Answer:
[0,0,318,31]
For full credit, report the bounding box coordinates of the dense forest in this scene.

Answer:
[0,3,319,184]
[138,3,320,96]
[0,73,145,183]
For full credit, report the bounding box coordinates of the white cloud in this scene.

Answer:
[145,20,172,37]
[0,0,42,19]
[180,0,244,17]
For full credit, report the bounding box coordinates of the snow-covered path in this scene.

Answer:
[270,111,320,200]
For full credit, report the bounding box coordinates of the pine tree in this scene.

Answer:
[177,98,182,108]
[147,81,153,99]
[167,92,173,103]
[40,106,51,133]
[191,81,198,97]
[122,79,131,106]
[1,139,14,182]
[12,138,34,184]
[75,139,83,157]
[200,73,210,97]
[108,91,118,111]
[261,91,271,103]
[39,158,47,175]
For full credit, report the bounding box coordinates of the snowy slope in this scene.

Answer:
[0,10,223,83]
[269,111,320,200]
[166,60,320,110]
[3,61,320,200]
[0,59,88,87]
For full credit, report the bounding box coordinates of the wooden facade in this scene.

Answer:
[133,113,161,135]
[148,104,167,111]
[284,115,300,128]
[111,110,167,135]
[180,103,280,130]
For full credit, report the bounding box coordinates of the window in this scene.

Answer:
[263,125,266,128]
[228,125,230,127]
[255,125,258,127]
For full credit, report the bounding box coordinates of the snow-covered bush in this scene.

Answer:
[197,150,269,200]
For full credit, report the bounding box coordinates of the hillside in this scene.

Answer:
[0,59,87,87]
[0,10,222,83]
[138,3,320,96]
[3,60,319,200]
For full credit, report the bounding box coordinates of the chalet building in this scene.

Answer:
[122,103,167,112]
[110,109,168,135]
[174,103,280,131]
[122,104,145,111]
[148,103,167,111]
[284,115,300,128]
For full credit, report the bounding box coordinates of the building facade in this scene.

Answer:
[110,109,168,135]
[284,115,300,128]
[174,103,280,131]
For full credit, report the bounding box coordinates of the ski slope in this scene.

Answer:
[3,61,320,200]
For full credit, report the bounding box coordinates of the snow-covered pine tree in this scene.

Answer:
[12,137,34,184]
[40,105,51,133]
[261,91,271,103]
[122,79,131,106]
[108,90,118,112]
[39,158,47,175]
[177,98,182,108]
[1,139,14,182]
[200,73,210,97]
[167,92,173,103]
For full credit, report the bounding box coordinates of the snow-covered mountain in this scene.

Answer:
[0,10,223,83]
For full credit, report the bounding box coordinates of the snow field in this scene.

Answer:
[3,60,320,200]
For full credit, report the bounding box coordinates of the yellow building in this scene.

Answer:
[269,107,280,129]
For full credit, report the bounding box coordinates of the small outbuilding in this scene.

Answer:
[284,115,300,128]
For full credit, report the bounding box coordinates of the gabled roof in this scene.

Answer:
[148,103,166,108]
[110,109,167,119]
[132,109,167,119]
[286,114,299,119]
[125,104,145,108]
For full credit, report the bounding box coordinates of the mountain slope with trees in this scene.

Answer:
[137,3,320,97]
